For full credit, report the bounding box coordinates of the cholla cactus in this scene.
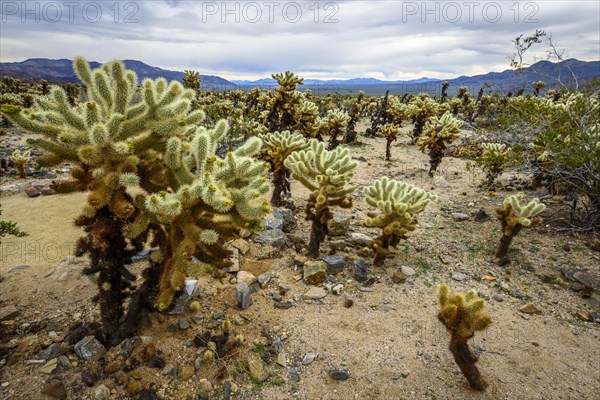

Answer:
[364,177,436,265]
[2,57,204,346]
[11,149,30,178]
[260,131,311,206]
[417,112,463,176]
[293,99,321,139]
[532,81,545,97]
[324,109,350,150]
[134,120,271,310]
[183,70,201,92]
[495,193,545,265]
[342,90,365,144]
[263,71,303,132]
[476,143,512,186]
[285,141,357,257]
[380,123,399,161]
[408,93,440,141]
[437,284,492,391]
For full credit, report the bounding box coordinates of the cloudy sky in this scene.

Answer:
[1,1,598,81]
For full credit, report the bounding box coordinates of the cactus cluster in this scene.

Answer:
[408,93,440,141]
[323,109,350,150]
[495,193,545,265]
[364,177,437,265]
[10,149,30,178]
[437,284,492,391]
[476,142,513,186]
[417,112,463,176]
[285,141,357,257]
[259,131,311,206]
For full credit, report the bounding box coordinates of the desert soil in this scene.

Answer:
[1,124,599,400]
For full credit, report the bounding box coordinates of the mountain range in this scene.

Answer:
[1,58,598,96]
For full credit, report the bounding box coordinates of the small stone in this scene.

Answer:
[302,352,318,365]
[57,356,72,370]
[289,367,300,382]
[257,272,272,288]
[24,186,41,198]
[273,208,296,233]
[39,358,58,374]
[322,255,346,274]
[41,186,55,196]
[354,259,368,283]
[330,368,351,380]
[236,271,257,286]
[94,384,111,400]
[42,380,66,399]
[8,265,30,273]
[247,354,269,382]
[225,247,240,273]
[278,283,291,294]
[168,279,199,314]
[493,294,504,302]
[38,343,61,361]
[451,272,466,281]
[302,287,328,300]
[276,352,287,368]
[474,209,490,222]
[327,212,351,236]
[577,311,590,321]
[332,284,344,295]
[74,336,106,362]
[161,364,178,377]
[231,238,250,255]
[258,228,286,250]
[360,287,373,292]
[230,283,253,309]
[0,305,19,321]
[198,378,213,392]
[452,212,469,222]
[391,271,406,283]
[303,261,328,284]
[401,266,415,276]
[274,301,293,309]
[179,317,190,330]
[179,365,195,381]
[520,304,542,314]
[349,233,372,246]
[471,343,486,352]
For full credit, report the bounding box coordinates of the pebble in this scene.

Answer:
[452,212,469,222]
[168,279,198,314]
[74,336,106,362]
[327,212,351,236]
[302,352,318,365]
[94,384,111,400]
[401,266,416,276]
[230,238,250,254]
[257,272,272,288]
[276,352,287,367]
[199,378,213,392]
[330,368,351,380]
[0,305,20,321]
[332,284,344,295]
[39,358,58,374]
[258,228,286,250]
[229,283,253,309]
[289,367,301,382]
[520,304,542,314]
[42,380,66,399]
[391,271,406,283]
[179,317,190,330]
[236,271,257,286]
[349,233,372,246]
[179,365,195,381]
[322,255,346,274]
[493,294,504,302]
[303,261,328,284]
[451,272,466,281]
[354,259,369,282]
[161,364,178,377]
[247,354,269,382]
[302,287,328,300]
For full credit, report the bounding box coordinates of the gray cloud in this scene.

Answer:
[1,0,598,80]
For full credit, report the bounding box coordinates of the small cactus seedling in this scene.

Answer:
[324,109,350,150]
[380,123,399,161]
[11,149,30,178]
[260,131,311,206]
[437,284,492,391]
[285,141,357,258]
[364,177,436,266]
[495,193,545,265]
[417,112,463,176]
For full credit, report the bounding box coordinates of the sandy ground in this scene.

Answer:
[0,125,599,399]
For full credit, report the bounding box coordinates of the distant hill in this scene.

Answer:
[0,58,235,88]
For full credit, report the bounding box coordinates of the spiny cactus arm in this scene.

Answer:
[24,137,79,161]
[1,105,63,138]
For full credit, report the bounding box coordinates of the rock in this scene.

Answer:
[360,286,373,292]
[276,352,287,367]
[573,271,600,291]
[57,356,72,370]
[131,248,158,262]
[162,364,178,376]
[257,272,272,288]
[471,343,486,352]
[236,271,257,285]
[41,186,55,196]
[278,283,291,294]
[289,367,301,382]
[39,358,58,374]
[230,238,250,255]
[302,287,328,300]
[230,283,253,309]
[0,305,19,321]
[258,228,286,250]
[274,301,293,309]
[349,232,372,246]
[178,317,190,330]
[38,343,61,361]
[493,294,504,302]
[452,212,469,222]
[198,378,213,392]
[0,184,20,196]
[179,365,195,381]
[168,279,199,314]
[42,380,66,399]
[391,271,406,283]
[332,284,344,295]
[451,272,466,281]
[354,259,368,283]
[330,369,351,380]
[24,186,40,198]
[401,266,416,276]
[520,304,542,314]
[433,175,448,188]
[262,213,283,231]
[225,247,240,273]
[302,352,318,365]
[8,265,30,273]
[303,261,328,284]
[50,256,88,282]
[474,208,490,222]
[327,212,351,236]
[74,336,106,362]
[247,354,269,382]
[322,255,346,274]
[273,208,296,233]
[94,384,111,400]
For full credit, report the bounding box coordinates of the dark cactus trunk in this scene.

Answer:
[449,340,487,391]
[308,218,327,259]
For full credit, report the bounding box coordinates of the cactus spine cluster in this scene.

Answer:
[495,193,545,265]
[437,284,492,391]
[10,149,30,178]
[417,112,463,176]
[285,141,357,257]
[259,131,311,206]
[364,177,436,265]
